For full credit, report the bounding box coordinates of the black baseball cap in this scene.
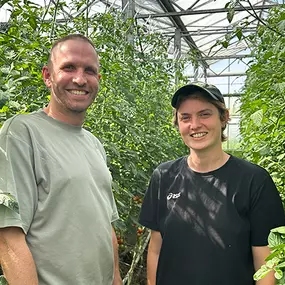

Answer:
[171,82,225,108]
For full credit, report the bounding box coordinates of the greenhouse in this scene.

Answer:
[0,0,284,284]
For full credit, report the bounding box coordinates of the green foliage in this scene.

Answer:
[0,1,188,283]
[254,226,285,284]
[239,6,285,201]
[0,0,50,124]
[0,192,19,213]
[214,2,285,57]
[0,276,8,285]
[220,4,285,284]
[225,0,238,23]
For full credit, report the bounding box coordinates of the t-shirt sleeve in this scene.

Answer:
[94,136,107,162]
[93,135,119,222]
[139,168,161,231]
[111,207,119,222]
[250,171,285,246]
[110,191,119,222]
[0,118,38,234]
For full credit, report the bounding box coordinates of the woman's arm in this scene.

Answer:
[252,246,275,285]
[147,230,162,285]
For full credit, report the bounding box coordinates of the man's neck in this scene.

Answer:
[43,105,85,126]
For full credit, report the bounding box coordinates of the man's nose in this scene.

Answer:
[72,71,87,86]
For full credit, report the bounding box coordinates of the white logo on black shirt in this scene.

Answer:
[167,192,181,200]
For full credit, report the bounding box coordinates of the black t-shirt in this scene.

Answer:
[139,155,285,285]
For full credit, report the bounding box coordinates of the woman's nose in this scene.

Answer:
[190,116,202,130]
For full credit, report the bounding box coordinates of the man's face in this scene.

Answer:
[42,39,101,114]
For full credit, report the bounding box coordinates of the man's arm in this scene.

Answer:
[252,246,275,285]
[147,230,162,285]
[0,227,38,285]
[112,227,122,285]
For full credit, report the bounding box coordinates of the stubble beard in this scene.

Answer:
[60,92,97,114]
[65,98,95,114]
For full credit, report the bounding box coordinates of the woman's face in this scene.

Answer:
[177,96,225,153]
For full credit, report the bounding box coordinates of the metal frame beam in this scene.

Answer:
[156,0,208,69]
[163,27,256,36]
[136,4,279,19]
[198,71,246,77]
[199,54,252,60]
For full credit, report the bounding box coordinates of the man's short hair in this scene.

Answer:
[47,34,97,66]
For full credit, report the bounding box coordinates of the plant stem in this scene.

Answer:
[123,230,151,285]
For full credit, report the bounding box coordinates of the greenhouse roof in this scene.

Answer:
[74,0,281,70]
[132,0,281,68]
[0,0,282,70]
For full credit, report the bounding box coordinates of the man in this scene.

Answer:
[0,34,122,285]
[139,82,285,285]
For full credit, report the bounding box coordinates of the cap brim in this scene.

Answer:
[171,84,220,108]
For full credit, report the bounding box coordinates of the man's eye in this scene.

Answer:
[86,68,97,75]
[63,65,74,71]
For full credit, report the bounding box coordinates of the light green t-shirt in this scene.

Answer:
[0,110,119,285]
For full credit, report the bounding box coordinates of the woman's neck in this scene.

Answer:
[187,150,230,173]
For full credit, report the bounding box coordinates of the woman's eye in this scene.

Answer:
[181,116,190,121]
[200,112,211,117]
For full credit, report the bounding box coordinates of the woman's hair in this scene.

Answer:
[172,92,230,142]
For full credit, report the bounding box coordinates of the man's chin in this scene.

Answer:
[68,102,94,113]
[69,108,87,114]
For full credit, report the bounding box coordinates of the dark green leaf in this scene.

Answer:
[0,193,19,213]
[227,8,235,23]
[0,276,8,285]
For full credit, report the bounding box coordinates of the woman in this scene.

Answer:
[139,82,285,285]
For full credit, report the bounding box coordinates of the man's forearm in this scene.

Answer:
[0,228,38,285]
[112,227,122,285]
[1,243,38,285]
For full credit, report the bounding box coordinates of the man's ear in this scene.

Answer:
[42,65,52,88]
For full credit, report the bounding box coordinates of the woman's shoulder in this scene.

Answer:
[155,156,186,173]
[228,155,269,178]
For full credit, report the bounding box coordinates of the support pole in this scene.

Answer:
[122,0,135,20]
[203,67,207,83]
[193,66,199,82]
[122,0,135,44]
[174,28,181,85]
